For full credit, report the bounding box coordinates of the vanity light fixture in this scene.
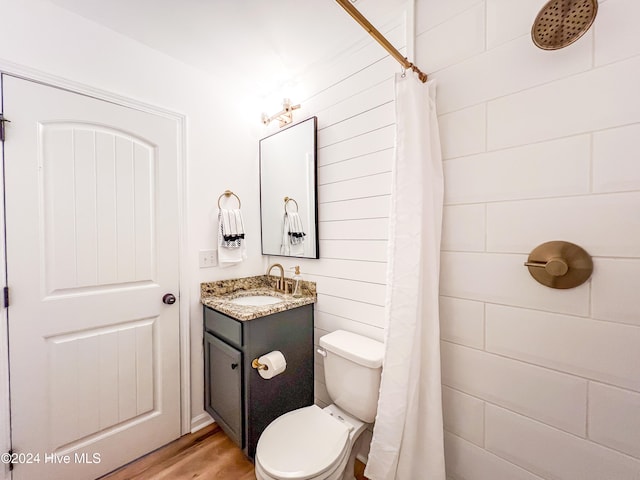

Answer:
[261,98,301,128]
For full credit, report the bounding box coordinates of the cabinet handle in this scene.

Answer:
[231,363,238,369]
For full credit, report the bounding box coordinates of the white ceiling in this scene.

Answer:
[49,0,407,97]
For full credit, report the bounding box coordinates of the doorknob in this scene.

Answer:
[162,293,176,305]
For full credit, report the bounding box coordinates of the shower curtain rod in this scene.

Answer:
[335,0,428,83]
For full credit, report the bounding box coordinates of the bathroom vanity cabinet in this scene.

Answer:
[203,303,314,459]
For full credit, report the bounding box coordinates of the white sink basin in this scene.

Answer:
[229,295,284,306]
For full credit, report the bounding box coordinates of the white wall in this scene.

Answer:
[0,0,265,432]
[413,0,640,478]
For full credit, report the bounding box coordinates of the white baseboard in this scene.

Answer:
[190,413,214,433]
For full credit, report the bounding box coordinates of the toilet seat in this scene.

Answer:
[255,405,350,480]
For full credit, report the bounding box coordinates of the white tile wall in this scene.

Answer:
[486,0,547,49]
[294,0,640,474]
[444,432,545,480]
[439,296,485,349]
[591,258,640,326]
[486,304,640,392]
[431,33,592,115]
[416,0,484,35]
[442,204,486,252]
[588,382,640,459]
[441,342,587,436]
[486,193,640,257]
[485,405,640,480]
[595,0,640,66]
[444,135,591,205]
[416,4,486,73]
[422,0,640,476]
[487,55,640,149]
[593,124,640,193]
[439,104,486,160]
[442,386,485,446]
[440,252,590,316]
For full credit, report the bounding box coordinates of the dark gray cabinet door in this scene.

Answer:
[204,332,243,446]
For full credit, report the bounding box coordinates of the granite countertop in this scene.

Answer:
[200,274,316,321]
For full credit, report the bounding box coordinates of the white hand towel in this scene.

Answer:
[280,213,304,256]
[287,212,306,245]
[290,240,304,256]
[219,209,245,248]
[232,209,245,236]
[280,214,291,255]
[218,211,247,267]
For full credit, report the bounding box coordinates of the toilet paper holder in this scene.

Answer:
[251,358,269,371]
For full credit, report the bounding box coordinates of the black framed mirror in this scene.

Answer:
[259,117,319,258]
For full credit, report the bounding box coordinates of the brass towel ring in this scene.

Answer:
[284,196,299,213]
[218,190,241,209]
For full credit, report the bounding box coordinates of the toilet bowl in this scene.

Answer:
[254,404,366,480]
[254,330,384,480]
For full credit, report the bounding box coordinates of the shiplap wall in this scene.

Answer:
[414,0,640,478]
[265,19,406,457]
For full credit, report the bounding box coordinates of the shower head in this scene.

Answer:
[532,0,598,50]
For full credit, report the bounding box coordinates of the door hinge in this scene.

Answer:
[3,287,8,308]
[0,113,10,142]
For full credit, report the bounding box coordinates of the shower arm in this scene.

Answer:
[335,0,428,83]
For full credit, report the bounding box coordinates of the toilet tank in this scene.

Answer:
[319,330,384,423]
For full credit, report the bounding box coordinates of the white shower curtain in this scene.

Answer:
[364,74,445,480]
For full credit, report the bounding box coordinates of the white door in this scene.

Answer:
[2,75,181,479]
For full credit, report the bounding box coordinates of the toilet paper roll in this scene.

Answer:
[257,350,286,379]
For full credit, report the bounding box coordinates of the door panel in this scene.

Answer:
[48,319,156,448]
[42,123,157,294]
[3,74,181,479]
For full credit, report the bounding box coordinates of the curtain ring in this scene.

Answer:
[401,66,407,78]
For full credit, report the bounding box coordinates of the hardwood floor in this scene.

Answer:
[101,423,369,480]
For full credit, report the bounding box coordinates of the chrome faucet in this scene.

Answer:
[266,263,285,292]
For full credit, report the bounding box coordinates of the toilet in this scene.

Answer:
[255,330,384,480]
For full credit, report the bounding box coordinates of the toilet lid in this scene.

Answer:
[256,405,350,479]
